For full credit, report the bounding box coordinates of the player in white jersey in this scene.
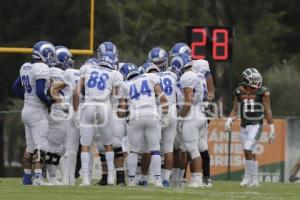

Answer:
[148,47,177,187]
[48,46,80,185]
[177,53,207,187]
[75,52,120,186]
[14,41,56,185]
[118,63,169,187]
[170,43,214,186]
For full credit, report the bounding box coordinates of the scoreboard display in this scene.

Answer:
[186,26,233,62]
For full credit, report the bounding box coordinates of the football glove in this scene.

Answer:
[224,117,233,132]
[161,113,169,128]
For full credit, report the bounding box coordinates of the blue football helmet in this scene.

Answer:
[32,41,57,66]
[171,53,193,73]
[148,47,168,71]
[120,63,139,80]
[138,66,145,75]
[98,52,116,69]
[55,46,74,69]
[84,58,99,66]
[170,42,191,57]
[97,41,118,60]
[142,61,159,73]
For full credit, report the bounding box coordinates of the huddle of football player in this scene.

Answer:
[12,40,275,188]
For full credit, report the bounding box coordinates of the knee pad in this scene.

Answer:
[200,150,210,161]
[31,149,46,164]
[113,147,123,159]
[45,152,61,165]
[189,149,200,160]
[151,150,160,156]
[99,152,106,163]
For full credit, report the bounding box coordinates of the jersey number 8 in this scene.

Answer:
[87,71,109,90]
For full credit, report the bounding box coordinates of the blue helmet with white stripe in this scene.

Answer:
[170,42,191,57]
[142,62,159,73]
[148,47,168,71]
[120,63,139,80]
[32,41,57,66]
[98,52,116,69]
[171,53,193,73]
[55,46,74,69]
[97,41,118,60]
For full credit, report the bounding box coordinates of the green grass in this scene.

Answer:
[0,178,300,200]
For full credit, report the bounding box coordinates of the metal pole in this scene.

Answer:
[227,130,232,180]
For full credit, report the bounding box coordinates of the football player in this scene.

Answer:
[177,53,207,187]
[225,68,275,187]
[13,41,56,185]
[49,46,80,185]
[148,47,177,187]
[117,63,169,187]
[75,52,120,186]
[170,43,214,187]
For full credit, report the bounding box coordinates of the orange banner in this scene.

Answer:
[208,119,286,175]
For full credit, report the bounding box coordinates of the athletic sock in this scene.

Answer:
[245,160,253,178]
[24,169,32,175]
[80,152,90,177]
[34,169,43,179]
[47,164,57,178]
[127,153,138,177]
[252,160,258,177]
[151,154,161,177]
[200,150,210,178]
[105,151,115,173]
[179,169,185,182]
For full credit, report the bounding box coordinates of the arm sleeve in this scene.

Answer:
[36,79,52,108]
[12,77,24,100]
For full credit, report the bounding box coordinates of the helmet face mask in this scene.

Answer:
[242,68,262,89]
[148,47,168,71]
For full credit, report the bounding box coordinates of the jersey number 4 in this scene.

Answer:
[87,71,109,90]
[130,80,151,100]
[21,75,32,93]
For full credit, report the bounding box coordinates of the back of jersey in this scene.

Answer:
[122,73,160,118]
[180,70,204,108]
[158,71,177,105]
[20,62,50,106]
[81,65,117,102]
[63,68,80,103]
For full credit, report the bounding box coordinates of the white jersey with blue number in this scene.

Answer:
[20,62,50,106]
[158,71,177,105]
[111,70,124,109]
[192,59,210,78]
[63,68,80,103]
[80,65,120,102]
[180,70,206,106]
[120,73,160,118]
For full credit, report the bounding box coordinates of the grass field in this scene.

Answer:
[0,178,299,200]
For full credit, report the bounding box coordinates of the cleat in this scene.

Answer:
[154,176,163,187]
[203,177,212,188]
[48,177,64,186]
[32,179,53,186]
[22,174,33,185]
[248,176,260,188]
[107,173,115,186]
[240,175,251,187]
[289,175,300,183]
[128,177,136,187]
[138,180,148,186]
[162,180,170,187]
[96,174,108,186]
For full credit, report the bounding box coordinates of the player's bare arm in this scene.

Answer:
[225,96,238,131]
[206,75,215,101]
[262,93,275,144]
[154,84,169,114]
[50,80,67,103]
